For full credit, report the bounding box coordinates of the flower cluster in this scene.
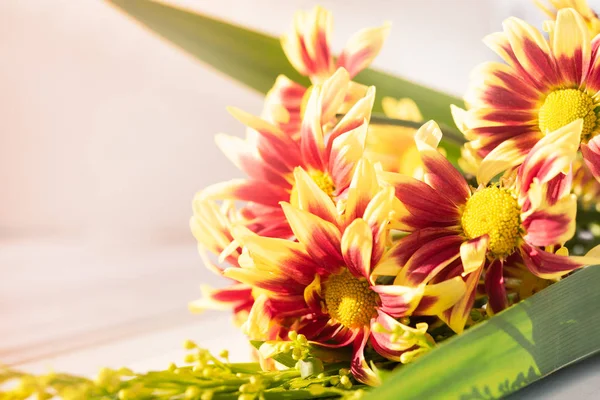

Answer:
[191,4,600,386]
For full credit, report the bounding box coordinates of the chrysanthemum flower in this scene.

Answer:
[379,119,600,334]
[200,68,375,239]
[225,159,465,385]
[262,6,390,136]
[453,9,600,184]
[536,0,600,36]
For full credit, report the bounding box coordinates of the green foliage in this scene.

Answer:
[365,265,600,399]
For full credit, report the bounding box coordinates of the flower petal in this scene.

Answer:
[350,327,381,386]
[373,228,459,278]
[230,225,319,285]
[477,138,528,185]
[292,167,338,225]
[517,119,582,196]
[344,158,381,224]
[520,242,600,279]
[523,194,577,246]
[439,266,483,334]
[337,22,391,78]
[460,235,490,275]
[262,75,306,136]
[372,284,425,318]
[300,85,327,170]
[281,6,334,82]
[199,179,289,207]
[215,133,290,187]
[342,219,373,280]
[485,259,509,314]
[413,276,467,316]
[502,16,560,87]
[363,186,396,265]
[328,123,367,194]
[189,284,253,313]
[552,8,592,85]
[242,294,281,340]
[581,134,600,182]
[381,172,461,230]
[304,274,324,313]
[395,234,463,286]
[281,202,344,270]
[414,121,471,205]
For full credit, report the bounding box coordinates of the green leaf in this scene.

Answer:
[366,265,600,400]
[107,0,464,128]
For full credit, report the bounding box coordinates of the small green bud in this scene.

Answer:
[287,331,298,341]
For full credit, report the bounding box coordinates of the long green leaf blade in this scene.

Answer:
[365,266,600,399]
[107,0,464,127]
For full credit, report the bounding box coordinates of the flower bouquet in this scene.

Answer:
[4,0,600,398]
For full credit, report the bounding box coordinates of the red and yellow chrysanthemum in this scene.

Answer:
[379,119,600,334]
[263,6,390,136]
[453,8,600,186]
[225,159,465,385]
[200,68,375,238]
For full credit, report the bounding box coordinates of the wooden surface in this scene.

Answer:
[1,239,249,376]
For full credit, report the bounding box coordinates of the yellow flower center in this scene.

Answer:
[538,89,598,141]
[310,171,336,197]
[461,186,522,258]
[323,270,379,329]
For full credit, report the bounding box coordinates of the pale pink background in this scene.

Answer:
[3,0,588,380]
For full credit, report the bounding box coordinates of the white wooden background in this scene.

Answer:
[4,2,598,397]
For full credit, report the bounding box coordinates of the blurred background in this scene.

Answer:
[1,0,592,377]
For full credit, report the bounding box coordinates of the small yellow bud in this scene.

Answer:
[219,349,229,359]
[296,334,307,345]
[184,354,197,363]
[287,331,298,341]
[118,389,134,400]
[168,363,177,372]
[185,386,201,399]
[184,340,197,350]
[201,392,214,400]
